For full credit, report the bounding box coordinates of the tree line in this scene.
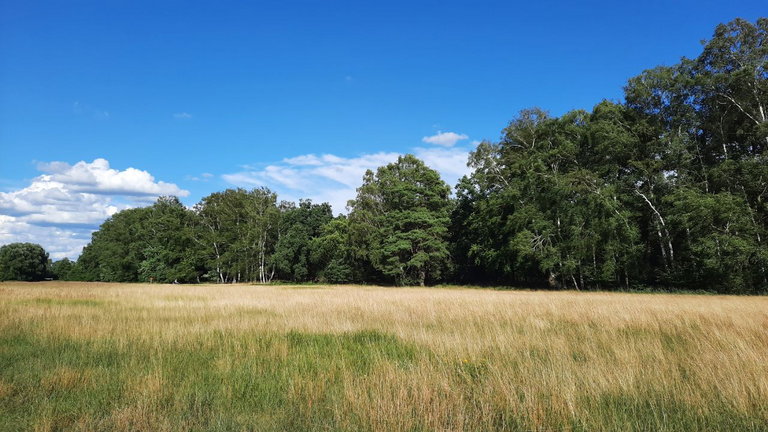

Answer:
[2,18,766,293]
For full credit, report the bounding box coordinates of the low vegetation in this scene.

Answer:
[1,282,766,430]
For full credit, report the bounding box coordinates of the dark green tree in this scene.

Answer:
[138,196,202,283]
[348,154,452,286]
[56,18,768,293]
[69,207,149,282]
[69,196,202,283]
[449,18,767,292]
[271,200,333,282]
[309,216,357,283]
[50,258,75,281]
[0,243,50,281]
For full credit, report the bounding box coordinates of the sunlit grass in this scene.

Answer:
[1,282,766,430]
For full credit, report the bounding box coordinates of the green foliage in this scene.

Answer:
[271,200,333,282]
[69,207,149,282]
[0,243,50,281]
[309,217,356,283]
[139,196,202,283]
[348,154,452,286]
[450,18,768,292]
[68,197,202,283]
[194,188,282,284]
[53,18,767,292]
[666,189,767,292]
[50,258,75,281]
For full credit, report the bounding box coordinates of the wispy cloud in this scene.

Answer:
[186,172,214,182]
[173,112,193,119]
[422,131,468,147]
[223,144,474,215]
[73,101,110,119]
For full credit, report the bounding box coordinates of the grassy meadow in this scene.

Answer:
[0,282,767,431]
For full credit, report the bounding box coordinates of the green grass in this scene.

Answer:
[0,326,421,431]
[14,298,107,307]
[1,282,767,431]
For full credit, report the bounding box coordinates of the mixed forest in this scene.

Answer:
[2,18,767,293]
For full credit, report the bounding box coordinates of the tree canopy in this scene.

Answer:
[0,243,50,282]
[3,18,765,293]
[348,154,452,286]
[449,18,767,292]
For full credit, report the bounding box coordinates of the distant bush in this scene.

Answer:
[50,257,75,281]
[0,242,50,281]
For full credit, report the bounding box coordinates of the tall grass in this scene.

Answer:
[1,282,766,430]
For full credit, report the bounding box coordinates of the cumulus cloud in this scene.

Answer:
[0,159,189,260]
[36,159,188,197]
[422,131,468,147]
[0,217,95,260]
[223,146,474,216]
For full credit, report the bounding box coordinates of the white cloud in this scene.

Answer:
[223,145,473,216]
[412,147,474,181]
[186,172,214,182]
[73,101,109,119]
[0,217,94,260]
[36,158,188,197]
[0,159,189,260]
[174,112,192,119]
[422,131,468,147]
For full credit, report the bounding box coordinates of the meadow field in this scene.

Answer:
[0,282,766,431]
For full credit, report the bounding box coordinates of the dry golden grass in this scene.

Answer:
[1,281,767,431]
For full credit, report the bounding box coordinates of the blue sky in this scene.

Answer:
[0,0,764,259]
